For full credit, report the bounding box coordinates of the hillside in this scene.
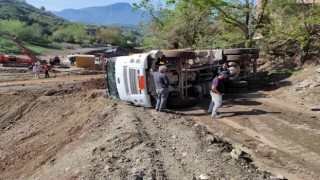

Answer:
[0,0,69,33]
[52,2,149,26]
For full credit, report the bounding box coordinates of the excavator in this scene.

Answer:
[0,36,56,67]
[0,53,34,67]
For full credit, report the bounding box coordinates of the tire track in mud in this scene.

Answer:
[131,115,168,179]
[180,102,320,180]
[219,118,278,149]
[83,104,169,180]
[214,105,320,179]
[134,109,272,179]
[248,117,320,171]
[135,110,185,179]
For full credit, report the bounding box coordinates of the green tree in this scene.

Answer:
[133,0,173,49]
[52,23,89,44]
[0,20,26,36]
[97,26,127,46]
[264,0,320,65]
[165,1,214,49]
[135,0,214,49]
[134,0,269,49]
[187,0,269,47]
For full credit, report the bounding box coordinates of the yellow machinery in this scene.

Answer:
[68,55,95,68]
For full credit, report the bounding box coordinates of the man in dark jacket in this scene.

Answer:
[214,63,229,77]
[153,65,170,112]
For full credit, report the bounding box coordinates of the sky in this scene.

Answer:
[26,0,166,11]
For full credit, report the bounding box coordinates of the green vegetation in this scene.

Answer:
[263,0,320,65]
[134,0,320,65]
[0,37,49,54]
[268,67,302,77]
[0,0,140,54]
[134,0,264,49]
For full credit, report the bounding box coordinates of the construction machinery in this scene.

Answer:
[0,36,48,67]
[0,53,34,67]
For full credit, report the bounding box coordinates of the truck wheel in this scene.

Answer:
[226,87,248,93]
[248,83,260,90]
[223,48,260,55]
[245,77,260,91]
[162,50,195,59]
[226,80,248,88]
[246,77,260,84]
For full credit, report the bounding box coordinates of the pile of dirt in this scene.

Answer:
[38,78,106,96]
[85,64,104,72]
[81,78,106,90]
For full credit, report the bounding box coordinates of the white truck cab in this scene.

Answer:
[107,50,162,107]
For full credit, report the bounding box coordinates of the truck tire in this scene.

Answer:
[226,80,248,88]
[248,83,260,90]
[223,48,260,55]
[246,77,260,84]
[224,54,250,61]
[226,87,248,93]
[162,50,195,59]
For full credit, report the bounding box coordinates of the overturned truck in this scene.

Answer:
[105,48,259,107]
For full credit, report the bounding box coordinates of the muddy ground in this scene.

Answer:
[0,61,319,180]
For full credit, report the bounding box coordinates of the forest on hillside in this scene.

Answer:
[0,0,141,53]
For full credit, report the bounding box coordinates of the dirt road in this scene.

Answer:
[0,65,319,180]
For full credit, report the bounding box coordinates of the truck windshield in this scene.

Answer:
[107,58,119,99]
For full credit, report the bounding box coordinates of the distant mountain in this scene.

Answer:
[52,2,149,26]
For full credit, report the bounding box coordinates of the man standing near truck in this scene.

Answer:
[208,71,230,118]
[153,65,170,112]
[44,63,50,78]
[32,63,40,79]
[214,63,230,77]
